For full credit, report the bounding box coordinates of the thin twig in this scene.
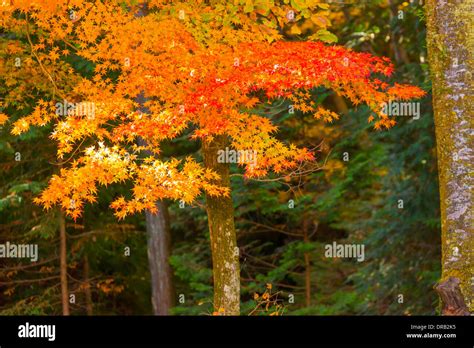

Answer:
[0,275,60,286]
[25,13,62,99]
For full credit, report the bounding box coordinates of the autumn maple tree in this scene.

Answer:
[0,0,425,315]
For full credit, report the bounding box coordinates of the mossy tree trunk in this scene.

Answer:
[426,0,473,314]
[202,135,240,315]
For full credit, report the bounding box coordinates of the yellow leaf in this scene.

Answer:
[311,14,330,28]
[0,113,8,125]
[289,24,302,35]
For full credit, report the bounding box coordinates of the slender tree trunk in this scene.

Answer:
[58,212,70,315]
[330,94,348,114]
[202,135,240,315]
[83,255,93,315]
[132,0,175,310]
[303,218,311,307]
[145,200,174,315]
[426,0,473,314]
[388,0,410,65]
[135,136,174,315]
[135,132,174,313]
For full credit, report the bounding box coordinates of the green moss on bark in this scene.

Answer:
[202,135,240,315]
[426,0,473,313]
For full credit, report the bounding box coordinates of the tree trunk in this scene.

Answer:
[83,255,93,315]
[136,136,174,315]
[330,94,348,115]
[202,135,240,315]
[435,277,470,315]
[132,4,175,311]
[303,218,311,307]
[426,0,473,314]
[58,212,70,315]
[145,200,174,315]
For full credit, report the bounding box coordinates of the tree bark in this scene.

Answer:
[202,135,240,315]
[303,218,311,307]
[83,255,93,315]
[135,132,174,315]
[132,0,175,310]
[58,212,70,315]
[435,277,470,315]
[426,0,473,314]
[330,94,348,115]
[145,200,174,315]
